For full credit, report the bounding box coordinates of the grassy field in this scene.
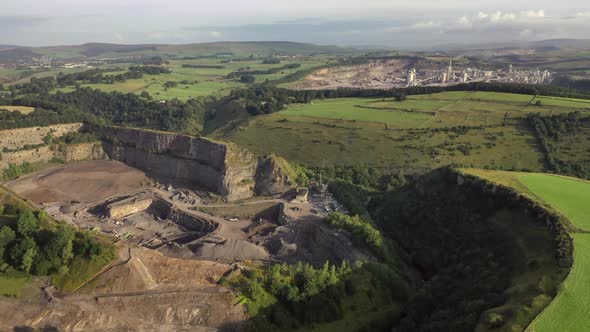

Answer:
[281,92,590,128]
[520,174,590,230]
[0,271,30,297]
[0,105,35,114]
[222,91,590,168]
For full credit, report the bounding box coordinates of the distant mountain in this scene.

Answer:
[429,39,590,53]
[529,39,590,50]
[16,41,362,60]
[0,47,41,64]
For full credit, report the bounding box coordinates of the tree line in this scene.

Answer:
[7,66,170,95]
[226,63,301,79]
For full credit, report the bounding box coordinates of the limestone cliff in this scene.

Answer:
[85,124,298,201]
[85,124,261,201]
[254,155,297,196]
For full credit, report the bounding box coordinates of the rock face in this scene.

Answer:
[255,155,295,196]
[85,124,267,201]
[107,196,153,219]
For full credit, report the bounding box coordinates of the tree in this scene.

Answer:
[140,91,152,100]
[46,225,75,265]
[17,209,39,237]
[10,237,37,272]
[240,75,256,83]
[0,226,16,262]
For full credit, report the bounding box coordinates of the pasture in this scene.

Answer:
[520,174,590,231]
[223,91,590,168]
[281,91,590,129]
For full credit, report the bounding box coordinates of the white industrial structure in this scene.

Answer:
[404,60,552,87]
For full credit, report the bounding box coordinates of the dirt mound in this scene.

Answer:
[2,246,247,331]
[191,239,269,261]
[79,247,231,294]
[6,160,149,203]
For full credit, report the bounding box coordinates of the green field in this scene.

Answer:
[520,174,590,231]
[222,91,590,168]
[265,91,590,129]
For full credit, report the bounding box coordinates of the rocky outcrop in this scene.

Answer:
[54,142,108,162]
[254,155,296,196]
[107,196,153,219]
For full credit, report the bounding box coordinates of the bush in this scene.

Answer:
[326,213,383,253]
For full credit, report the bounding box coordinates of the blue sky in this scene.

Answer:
[1,0,589,48]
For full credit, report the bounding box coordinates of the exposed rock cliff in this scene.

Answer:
[255,155,297,196]
[85,124,272,201]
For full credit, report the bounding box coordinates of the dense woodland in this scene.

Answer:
[0,200,111,277]
[528,111,590,179]
[233,166,567,331]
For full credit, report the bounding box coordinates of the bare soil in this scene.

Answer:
[6,160,150,203]
[0,245,247,332]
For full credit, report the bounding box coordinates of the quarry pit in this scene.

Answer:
[6,159,366,265]
[0,123,367,331]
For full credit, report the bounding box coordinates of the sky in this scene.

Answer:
[1,0,589,48]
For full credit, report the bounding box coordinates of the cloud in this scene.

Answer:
[208,31,223,38]
[525,10,545,18]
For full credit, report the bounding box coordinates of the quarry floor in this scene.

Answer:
[1,160,368,331]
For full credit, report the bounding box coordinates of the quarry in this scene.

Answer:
[294,58,553,90]
[3,123,363,265]
[0,123,367,331]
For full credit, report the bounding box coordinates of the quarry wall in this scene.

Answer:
[0,123,297,201]
[107,196,153,219]
[85,124,261,201]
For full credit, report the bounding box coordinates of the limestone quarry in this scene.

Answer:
[0,123,365,331]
